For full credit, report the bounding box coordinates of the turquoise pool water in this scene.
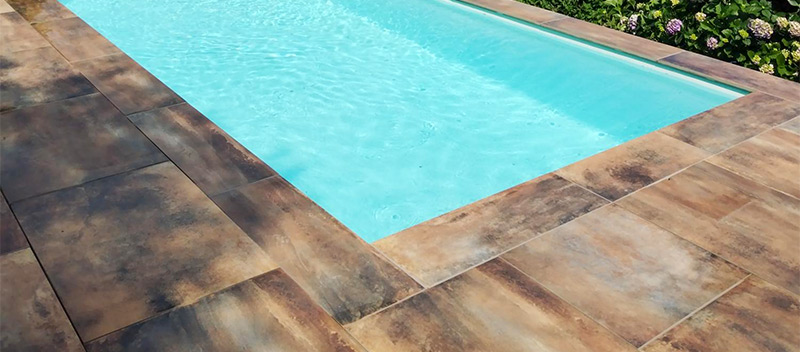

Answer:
[63,0,742,242]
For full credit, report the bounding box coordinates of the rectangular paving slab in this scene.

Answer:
[347,258,636,352]
[0,11,49,52]
[33,16,121,62]
[5,0,75,23]
[0,191,27,255]
[85,269,367,351]
[211,176,421,324]
[502,205,747,347]
[0,93,166,203]
[12,162,278,341]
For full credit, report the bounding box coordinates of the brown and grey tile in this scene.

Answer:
[374,173,607,287]
[502,205,747,347]
[0,190,27,255]
[5,0,75,23]
[33,16,121,62]
[0,93,166,203]
[85,269,366,352]
[211,177,421,324]
[0,11,50,52]
[12,162,277,340]
[543,18,681,60]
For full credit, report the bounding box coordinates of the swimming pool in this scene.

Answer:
[62,0,743,242]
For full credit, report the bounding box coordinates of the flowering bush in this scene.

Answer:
[517,0,800,80]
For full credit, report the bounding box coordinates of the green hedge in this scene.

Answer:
[517,0,800,81]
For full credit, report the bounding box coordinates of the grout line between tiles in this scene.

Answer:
[637,274,752,351]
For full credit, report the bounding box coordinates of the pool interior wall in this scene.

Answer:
[62,0,743,242]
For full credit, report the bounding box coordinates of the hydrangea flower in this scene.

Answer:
[706,36,719,50]
[793,49,800,62]
[759,64,774,75]
[627,14,639,31]
[652,10,662,19]
[751,55,761,64]
[689,33,697,41]
[695,12,706,22]
[776,17,789,30]
[666,19,683,35]
[782,49,790,59]
[789,21,800,38]
[748,19,772,40]
[671,0,680,6]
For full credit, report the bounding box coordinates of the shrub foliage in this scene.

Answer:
[517,0,800,80]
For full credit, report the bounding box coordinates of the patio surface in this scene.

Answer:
[1,0,799,350]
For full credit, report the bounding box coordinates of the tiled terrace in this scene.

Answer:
[1,0,798,350]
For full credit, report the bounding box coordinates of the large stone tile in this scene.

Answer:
[346,259,636,352]
[643,277,800,352]
[0,93,166,203]
[0,190,27,255]
[781,117,800,134]
[660,93,800,153]
[211,177,420,324]
[708,128,800,198]
[72,53,183,115]
[12,162,277,341]
[660,51,800,102]
[0,249,83,351]
[556,132,709,201]
[0,47,96,111]
[502,205,747,347]
[618,161,800,295]
[6,0,75,23]
[0,0,14,13]
[130,104,275,196]
[544,18,681,60]
[0,11,49,52]
[461,0,565,24]
[34,17,121,62]
[86,269,366,351]
[374,173,607,287]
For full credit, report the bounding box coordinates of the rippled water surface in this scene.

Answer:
[63,0,742,242]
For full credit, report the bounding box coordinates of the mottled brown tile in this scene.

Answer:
[556,132,709,201]
[781,117,800,134]
[33,17,121,62]
[461,0,565,24]
[0,47,96,111]
[543,18,681,60]
[86,269,366,352]
[619,161,800,295]
[0,249,83,351]
[0,190,27,255]
[72,53,183,115]
[130,104,275,196]
[12,162,277,340]
[347,259,636,352]
[0,93,166,203]
[660,51,800,101]
[211,177,420,324]
[502,205,747,347]
[0,11,49,52]
[374,173,607,287]
[6,0,74,23]
[661,93,800,153]
[643,277,800,352]
[708,128,800,198]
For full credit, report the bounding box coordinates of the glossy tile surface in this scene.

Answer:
[544,18,681,60]
[556,132,709,200]
[0,190,27,255]
[72,53,182,115]
[33,17,120,61]
[0,11,49,52]
[347,259,636,352]
[0,93,166,203]
[708,128,800,198]
[0,47,95,111]
[211,177,420,324]
[619,161,800,295]
[643,277,800,352]
[5,0,74,23]
[130,104,274,196]
[502,205,747,346]
[374,173,607,287]
[0,249,83,351]
[86,269,366,352]
[12,162,277,340]
[660,51,800,101]
[661,92,800,153]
